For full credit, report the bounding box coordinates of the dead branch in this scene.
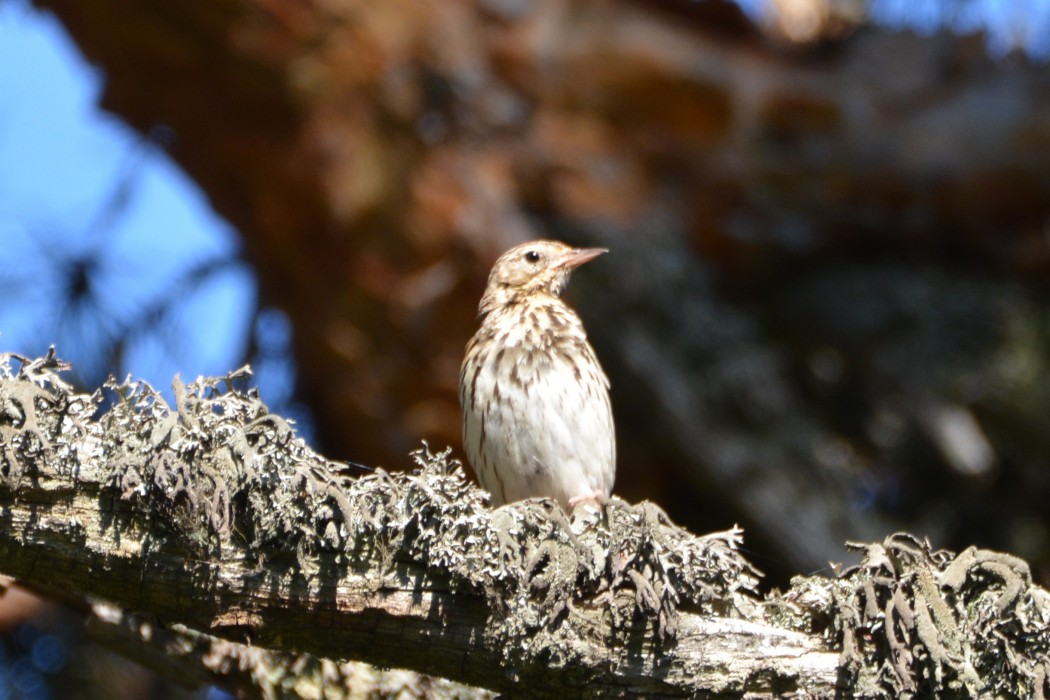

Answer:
[0,351,1046,698]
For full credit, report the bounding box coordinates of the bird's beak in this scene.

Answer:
[555,247,608,270]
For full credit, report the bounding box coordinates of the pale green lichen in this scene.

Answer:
[781,533,1050,698]
[0,350,762,679]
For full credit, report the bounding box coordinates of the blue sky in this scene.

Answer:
[0,0,259,399]
[871,0,1050,56]
[733,0,1050,56]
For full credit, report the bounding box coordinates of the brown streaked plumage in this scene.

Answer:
[459,240,615,509]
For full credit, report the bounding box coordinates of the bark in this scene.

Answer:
[81,601,493,700]
[26,0,1050,582]
[1,351,1048,698]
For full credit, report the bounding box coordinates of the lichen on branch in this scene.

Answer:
[4,349,1049,698]
[0,349,760,659]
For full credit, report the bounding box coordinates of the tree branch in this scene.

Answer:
[82,600,493,700]
[0,350,1047,697]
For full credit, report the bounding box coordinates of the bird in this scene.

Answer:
[459,240,615,509]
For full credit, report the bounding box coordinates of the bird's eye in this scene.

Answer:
[524,251,541,263]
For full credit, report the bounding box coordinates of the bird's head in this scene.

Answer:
[478,240,607,315]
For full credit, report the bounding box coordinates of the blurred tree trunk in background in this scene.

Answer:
[31,0,1050,581]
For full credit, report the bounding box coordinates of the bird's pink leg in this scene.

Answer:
[568,489,605,509]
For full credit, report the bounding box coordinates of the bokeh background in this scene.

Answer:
[2,0,1050,696]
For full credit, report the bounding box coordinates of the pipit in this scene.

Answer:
[459,240,615,509]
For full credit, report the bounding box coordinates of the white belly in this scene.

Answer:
[462,344,615,508]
